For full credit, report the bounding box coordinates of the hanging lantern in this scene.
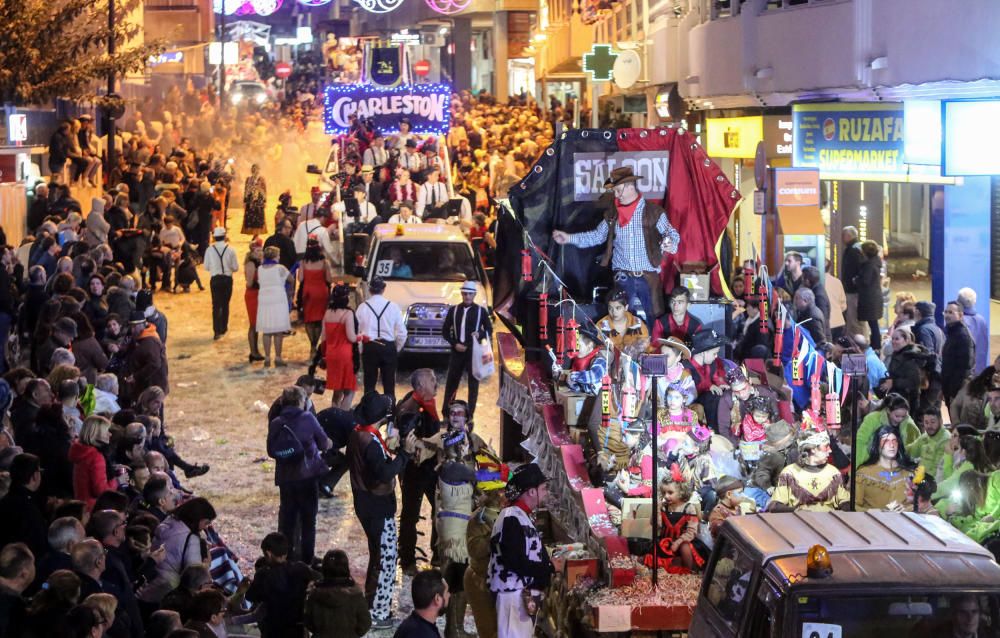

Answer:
[538,292,548,341]
[825,393,841,429]
[521,249,532,282]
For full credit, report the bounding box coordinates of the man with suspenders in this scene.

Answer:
[203,227,240,340]
[356,276,407,400]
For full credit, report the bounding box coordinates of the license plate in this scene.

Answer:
[409,336,448,348]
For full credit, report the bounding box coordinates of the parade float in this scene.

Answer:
[489,126,863,635]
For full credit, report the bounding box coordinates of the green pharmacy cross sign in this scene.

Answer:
[583,44,618,82]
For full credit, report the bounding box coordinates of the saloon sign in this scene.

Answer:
[572,151,670,202]
[322,83,452,135]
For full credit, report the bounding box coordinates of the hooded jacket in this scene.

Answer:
[303,577,371,638]
[68,440,118,510]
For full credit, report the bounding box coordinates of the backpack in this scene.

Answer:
[267,418,304,463]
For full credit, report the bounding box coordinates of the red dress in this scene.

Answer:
[301,266,329,323]
[245,262,259,329]
[324,319,356,391]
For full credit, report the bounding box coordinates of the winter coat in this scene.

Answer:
[0,486,49,559]
[841,239,864,294]
[270,406,330,486]
[139,515,205,604]
[855,255,883,321]
[950,384,989,431]
[128,324,169,395]
[68,441,118,510]
[913,317,945,359]
[941,321,975,401]
[73,335,109,384]
[303,577,371,638]
[886,343,937,411]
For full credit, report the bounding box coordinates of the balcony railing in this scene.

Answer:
[701,0,838,21]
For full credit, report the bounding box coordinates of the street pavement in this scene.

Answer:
[160,203,497,633]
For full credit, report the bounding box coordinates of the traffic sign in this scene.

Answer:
[413,59,431,77]
[275,62,292,79]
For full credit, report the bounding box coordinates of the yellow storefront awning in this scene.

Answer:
[776,205,825,235]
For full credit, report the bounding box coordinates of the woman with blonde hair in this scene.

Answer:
[81,593,118,635]
[68,415,127,509]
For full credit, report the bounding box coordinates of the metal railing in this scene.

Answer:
[700,0,837,21]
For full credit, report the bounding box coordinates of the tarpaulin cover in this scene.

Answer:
[498,127,739,328]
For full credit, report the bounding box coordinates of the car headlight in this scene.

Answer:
[255,93,266,104]
[231,93,242,104]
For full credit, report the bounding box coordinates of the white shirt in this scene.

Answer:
[401,152,423,173]
[300,202,319,221]
[356,294,407,351]
[387,213,422,225]
[356,201,379,224]
[203,240,240,277]
[416,181,449,218]
[363,146,387,167]
[293,218,335,260]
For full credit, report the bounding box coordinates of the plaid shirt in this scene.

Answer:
[567,353,608,395]
[570,198,680,272]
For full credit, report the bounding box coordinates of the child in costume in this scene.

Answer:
[708,475,755,539]
[644,464,709,574]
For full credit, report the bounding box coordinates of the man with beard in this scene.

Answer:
[393,569,449,638]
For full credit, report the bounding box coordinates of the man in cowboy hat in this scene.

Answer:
[487,463,553,638]
[551,165,680,329]
[443,280,492,417]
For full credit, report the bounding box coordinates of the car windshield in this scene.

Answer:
[372,242,478,282]
[793,592,1000,637]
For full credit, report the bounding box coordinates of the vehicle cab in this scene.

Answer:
[357,223,491,354]
[690,511,1000,638]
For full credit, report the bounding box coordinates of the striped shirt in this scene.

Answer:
[570,198,680,272]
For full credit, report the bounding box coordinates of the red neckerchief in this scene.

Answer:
[514,501,532,515]
[571,348,600,372]
[616,197,641,227]
[415,396,440,422]
[668,313,691,340]
[355,424,388,454]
